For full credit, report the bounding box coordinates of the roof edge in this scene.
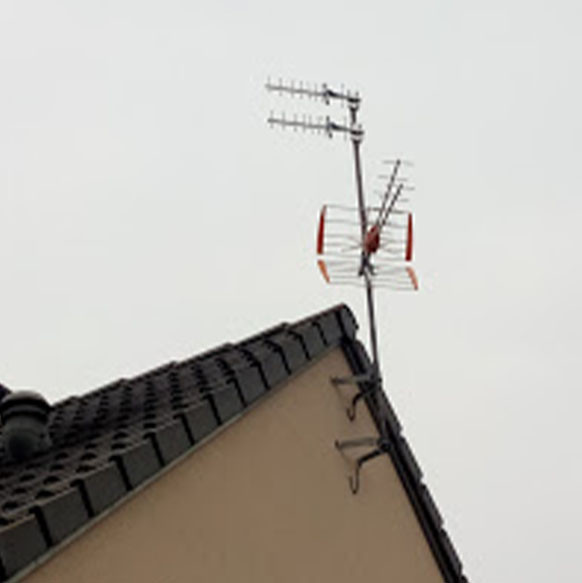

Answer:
[341,338,469,583]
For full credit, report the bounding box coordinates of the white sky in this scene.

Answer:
[1,1,580,581]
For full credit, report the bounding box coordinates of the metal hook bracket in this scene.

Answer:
[330,373,380,421]
[334,436,390,494]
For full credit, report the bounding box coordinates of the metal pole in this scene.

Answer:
[348,103,367,245]
[364,271,381,382]
[348,101,382,387]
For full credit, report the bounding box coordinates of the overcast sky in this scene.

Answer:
[1,1,580,581]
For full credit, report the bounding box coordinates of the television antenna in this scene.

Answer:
[266,79,418,491]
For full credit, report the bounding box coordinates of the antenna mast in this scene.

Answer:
[266,80,418,480]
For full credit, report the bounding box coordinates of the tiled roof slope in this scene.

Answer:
[0,304,467,582]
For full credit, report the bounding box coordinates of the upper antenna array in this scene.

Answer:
[266,79,363,140]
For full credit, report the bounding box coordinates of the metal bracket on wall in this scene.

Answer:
[330,373,379,421]
[334,436,391,494]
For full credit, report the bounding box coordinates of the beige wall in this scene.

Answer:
[23,348,443,583]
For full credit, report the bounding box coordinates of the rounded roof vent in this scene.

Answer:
[0,391,51,462]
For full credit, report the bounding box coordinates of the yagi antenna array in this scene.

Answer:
[266,78,361,108]
[266,78,363,142]
[266,79,419,490]
[267,113,354,139]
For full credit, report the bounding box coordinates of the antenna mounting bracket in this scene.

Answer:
[334,436,391,494]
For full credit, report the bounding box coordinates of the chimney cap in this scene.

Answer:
[0,391,51,422]
[0,390,52,462]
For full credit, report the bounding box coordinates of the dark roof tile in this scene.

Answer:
[230,365,266,405]
[33,487,89,546]
[207,381,243,424]
[420,485,443,528]
[111,440,161,490]
[382,399,403,436]
[336,304,358,339]
[149,420,191,465]
[245,348,288,389]
[72,462,127,516]
[398,436,423,482]
[0,514,47,578]
[440,529,463,576]
[291,323,326,359]
[180,402,218,443]
[315,310,343,345]
[267,334,307,374]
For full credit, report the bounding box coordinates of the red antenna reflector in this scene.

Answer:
[406,266,419,290]
[364,224,380,255]
[317,205,327,254]
[405,213,413,262]
[317,259,331,283]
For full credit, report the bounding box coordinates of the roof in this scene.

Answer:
[0,304,468,582]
